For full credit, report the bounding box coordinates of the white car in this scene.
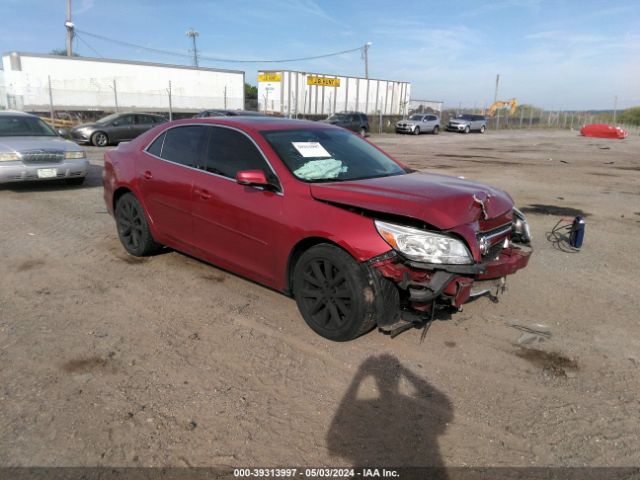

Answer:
[0,111,88,185]
[396,114,440,135]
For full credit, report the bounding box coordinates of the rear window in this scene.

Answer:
[160,126,206,168]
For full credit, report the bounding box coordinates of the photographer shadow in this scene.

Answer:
[327,354,452,476]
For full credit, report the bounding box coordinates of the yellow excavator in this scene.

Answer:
[487,99,518,116]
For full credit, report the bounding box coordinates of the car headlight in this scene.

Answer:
[0,152,21,162]
[64,151,86,159]
[375,220,473,264]
[512,208,531,243]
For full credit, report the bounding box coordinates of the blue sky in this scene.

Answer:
[1,0,638,109]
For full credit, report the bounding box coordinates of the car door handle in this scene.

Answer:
[143,170,153,180]
[194,188,211,200]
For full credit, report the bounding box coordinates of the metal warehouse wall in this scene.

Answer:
[258,70,411,117]
[1,52,245,112]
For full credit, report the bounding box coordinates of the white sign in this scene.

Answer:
[292,142,331,158]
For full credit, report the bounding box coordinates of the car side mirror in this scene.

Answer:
[236,170,269,188]
[57,128,68,137]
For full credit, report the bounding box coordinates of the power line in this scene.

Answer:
[75,32,104,58]
[75,28,364,64]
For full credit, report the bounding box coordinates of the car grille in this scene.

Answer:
[20,150,64,164]
[478,222,512,259]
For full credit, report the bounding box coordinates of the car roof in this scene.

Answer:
[166,116,340,132]
[0,110,38,117]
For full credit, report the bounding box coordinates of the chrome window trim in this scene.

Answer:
[143,123,284,195]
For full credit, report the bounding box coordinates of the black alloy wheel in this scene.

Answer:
[293,244,377,341]
[115,193,160,256]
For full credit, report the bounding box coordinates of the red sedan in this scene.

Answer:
[103,117,532,341]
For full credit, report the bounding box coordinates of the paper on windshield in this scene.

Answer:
[293,159,346,180]
[292,142,331,158]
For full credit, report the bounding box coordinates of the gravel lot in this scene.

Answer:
[1,129,639,468]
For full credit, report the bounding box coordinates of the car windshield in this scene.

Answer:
[96,113,121,124]
[0,116,57,137]
[327,114,347,122]
[409,115,423,120]
[261,128,407,183]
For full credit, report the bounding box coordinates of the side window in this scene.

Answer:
[136,115,153,125]
[160,126,205,168]
[146,132,165,157]
[114,115,133,126]
[204,127,273,181]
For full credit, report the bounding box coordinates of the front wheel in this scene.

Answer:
[359,127,367,137]
[464,125,470,134]
[115,193,160,256]
[413,126,421,135]
[293,244,378,341]
[91,131,109,147]
[433,125,440,135]
[480,125,486,133]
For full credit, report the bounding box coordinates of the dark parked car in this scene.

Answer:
[323,112,369,136]
[195,109,265,118]
[70,112,167,147]
[446,114,486,133]
[103,117,532,341]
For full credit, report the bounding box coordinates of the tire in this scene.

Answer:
[91,131,109,147]
[433,125,440,135]
[464,125,470,134]
[114,192,160,256]
[359,127,367,137]
[64,177,85,186]
[413,126,421,135]
[480,125,486,134]
[293,244,379,341]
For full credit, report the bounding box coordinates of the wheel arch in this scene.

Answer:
[284,236,348,295]
[112,186,133,211]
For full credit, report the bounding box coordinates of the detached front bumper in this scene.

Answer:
[368,243,532,325]
[0,159,89,184]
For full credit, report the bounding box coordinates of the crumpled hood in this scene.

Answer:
[309,172,513,230]
[0,136,83,153]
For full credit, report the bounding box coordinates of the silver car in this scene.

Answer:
[0,111,88,185]
[447,114,486,133]
[396,114,440,135]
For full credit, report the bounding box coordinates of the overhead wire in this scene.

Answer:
[75,29,363,64]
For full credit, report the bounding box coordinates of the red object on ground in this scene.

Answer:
[580,124,628,139]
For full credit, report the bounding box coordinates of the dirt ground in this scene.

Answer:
[1,129,639,469]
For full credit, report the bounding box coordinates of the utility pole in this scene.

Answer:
[186,28,199,67]
[362,42,372,79]
[613,95,618,123]
[65,0,74,56]
[493,74,500,103]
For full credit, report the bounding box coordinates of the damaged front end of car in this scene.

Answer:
[365,208,532,336]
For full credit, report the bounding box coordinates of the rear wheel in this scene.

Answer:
[413,126,421,135]
[91,131,109,147]
[480,125,486,134]
[293,244,378,341]
[359,127,367,137]
[115,193,160,256]
[433,125,440,135]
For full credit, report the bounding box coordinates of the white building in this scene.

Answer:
[257,70,411,117]
[1,52,245,113]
